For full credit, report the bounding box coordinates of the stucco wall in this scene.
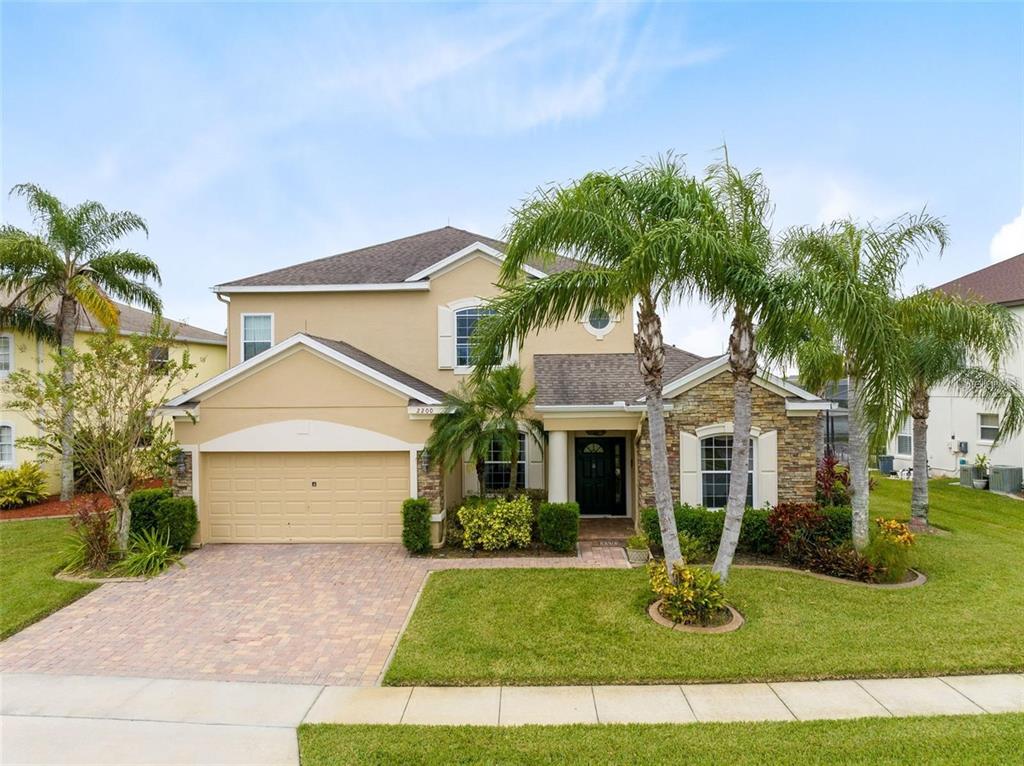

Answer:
[224,254,634,391]
[636,371,817,509]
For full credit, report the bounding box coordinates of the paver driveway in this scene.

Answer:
[0,542,625,686]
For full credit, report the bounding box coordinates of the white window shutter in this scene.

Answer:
[679,431,700,506]
[437,305,454,369]
[757,430,778,507]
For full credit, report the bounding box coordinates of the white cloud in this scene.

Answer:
[989,207,1024,262]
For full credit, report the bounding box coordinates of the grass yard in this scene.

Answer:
[385,479,1024,686]
[0,518,95,639]
[300,713,1024,765]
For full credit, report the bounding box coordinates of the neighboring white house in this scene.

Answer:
[889,253,1024,476]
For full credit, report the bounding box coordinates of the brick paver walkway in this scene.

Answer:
[0,542,626,686]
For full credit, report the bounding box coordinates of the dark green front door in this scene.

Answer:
[574,436,627,516]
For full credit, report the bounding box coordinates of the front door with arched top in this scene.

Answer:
[574,436,627,516]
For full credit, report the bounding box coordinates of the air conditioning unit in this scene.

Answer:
[960,465,983,487]
[989,465,1022,494]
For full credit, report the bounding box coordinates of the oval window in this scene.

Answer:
[588,307,610,330]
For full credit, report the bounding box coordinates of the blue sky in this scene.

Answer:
[3,2,1022,354]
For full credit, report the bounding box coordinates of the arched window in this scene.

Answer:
[454,305,495,368]
[700,435,754,509]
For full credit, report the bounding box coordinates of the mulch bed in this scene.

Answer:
[0,479,166,522]
[421,542,576,559]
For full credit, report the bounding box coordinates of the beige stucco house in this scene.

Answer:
[166,226,830,545]
[1,300,227,494]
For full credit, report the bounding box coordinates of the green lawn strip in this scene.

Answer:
[299,714,1024,766]
[0,518,96,639]
[385,479,1024,686]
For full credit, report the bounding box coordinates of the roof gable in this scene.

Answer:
[214,226,577,292]
[166,334,443,407]
[934,253,1024,306]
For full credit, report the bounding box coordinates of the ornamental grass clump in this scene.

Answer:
[864,518,916,583]
[647,560,726,626]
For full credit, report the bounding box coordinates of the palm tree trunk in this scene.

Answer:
[476,459,485,497]
[114,492,132,552]
[847,374,870,550]
[636,299,682,576]
[815,387,828,462]
[713,311,755,582]
[58,295,77,501]
[507,433,519,492]
[910,386,930,530]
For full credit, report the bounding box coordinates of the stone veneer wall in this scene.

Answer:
[636,371,817,509]
[416,449,444,511]
[172,450,193,498]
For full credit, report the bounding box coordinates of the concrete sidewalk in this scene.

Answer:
[2,672,1023,764]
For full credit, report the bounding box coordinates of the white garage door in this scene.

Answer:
[203,451,409,542]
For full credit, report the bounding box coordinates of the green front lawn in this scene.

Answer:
[385,479,1024,686]
[300,714,1024,765]
[0,518,96,639]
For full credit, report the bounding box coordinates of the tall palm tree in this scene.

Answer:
[896,290,1024,528]
[426,365,544,494]
[0,184,161,499]
[471,156,721,576]
[702,156,805,581]
[784,214,948,549]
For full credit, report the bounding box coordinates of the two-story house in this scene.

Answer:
[889,253,1024,476]
[1,298,227,494]
[166,227,829,545]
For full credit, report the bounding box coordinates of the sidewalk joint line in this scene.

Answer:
[498,686,504,726]
[298,685,327,724]
[936,676,988,713]
[398,687,414,723]
[590,686,600,723]
[853,680,895,717]
[677,684,698,721]
[766,682,798,720]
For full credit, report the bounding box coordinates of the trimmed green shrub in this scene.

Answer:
[677,531,707,563]
[625,533,648,550]
[153,496,199,551]
[128,487,173,537]
[402,497,432,554]
[640,504,776,555]
[0,462,49,509]
[537,501,580,552]
[458,495,532,551]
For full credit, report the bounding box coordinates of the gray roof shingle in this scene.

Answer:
[216,226,577,288]
[304,334,446,404]
[534,346,706,406]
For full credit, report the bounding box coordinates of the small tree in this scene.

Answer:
[5,323,194,550]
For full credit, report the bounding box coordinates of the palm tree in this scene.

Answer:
[0,184,161,499]
[426,365,544,494]
[470,156,721,576]
[702,156,805,581]
[896,290,1024,528]
[783,214,948,549]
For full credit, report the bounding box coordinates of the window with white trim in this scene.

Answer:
[454,306,494,368]
[482,432,526,492]
[0,425,13,466]
[242,314,273,361]
[700,435,753,509]
[897,417,912,456]
[979,413,1000,443]
[0,334,12,377]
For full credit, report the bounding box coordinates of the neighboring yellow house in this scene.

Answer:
[165,226,830,546]
[1,300,226,494]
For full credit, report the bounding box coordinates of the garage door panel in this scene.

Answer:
[203,451,409,543]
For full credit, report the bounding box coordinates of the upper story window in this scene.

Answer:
[455,306,495,368]
[0,424,13,467]
[582,306,617,339]
[700,435,754,509]
[0,334,12,377]
[896,417,912,456]
[979,413,1000,443]
[242,314,273,361]
[148,346,169,374]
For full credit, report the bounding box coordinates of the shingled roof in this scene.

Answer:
[216,226,577,289]
[934,253,1024,306]
[1,291,225,345]
[533,346,706,407]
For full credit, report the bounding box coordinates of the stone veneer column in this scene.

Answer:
[547,431,568,503]
[172,450,193,498]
